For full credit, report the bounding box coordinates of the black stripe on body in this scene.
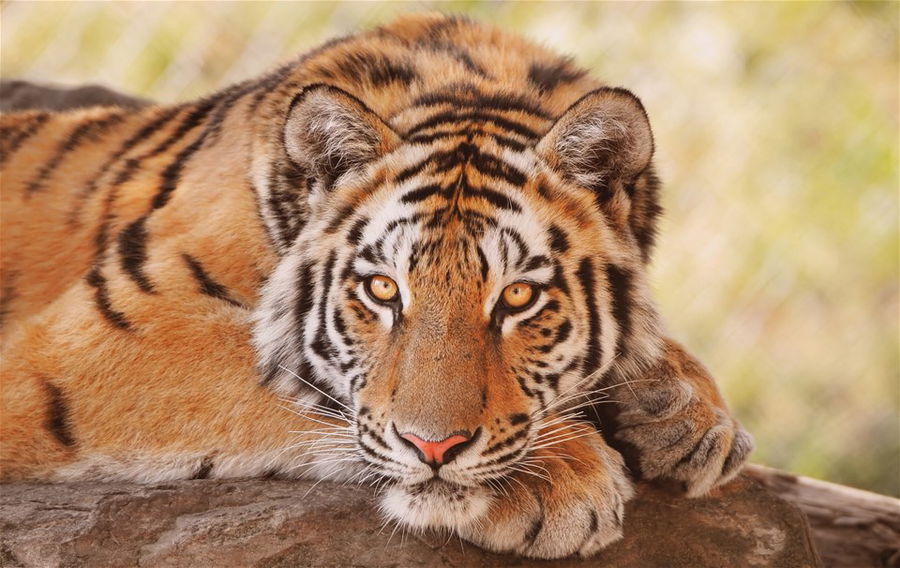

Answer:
[111,101,215,187]
[0,112,51,167]
[118,215,155,293]
[69,107,184,226]
[182,254,244,308]
[576,258,602,378]
[604,264,633,357]
[25,113,126,195]
[85,266,132,330]
[43,381,75,447]
[111,89,251,293]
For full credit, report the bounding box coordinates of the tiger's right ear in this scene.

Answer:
[283,84,400,196]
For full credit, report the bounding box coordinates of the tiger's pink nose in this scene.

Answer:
[399,431,472,466]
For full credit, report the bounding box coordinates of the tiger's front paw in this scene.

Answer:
[458,423,633,559]
[612,340,755,496]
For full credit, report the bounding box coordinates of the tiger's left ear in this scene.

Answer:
[283,84,400,196]
[537,87,660,260]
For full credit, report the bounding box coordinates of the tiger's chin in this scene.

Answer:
[379,479,493,533]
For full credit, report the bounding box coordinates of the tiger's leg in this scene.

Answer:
[455,421,632,559]
[600,338,755,496]
[0,279,360,483]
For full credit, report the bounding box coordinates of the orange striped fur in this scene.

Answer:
[0,14,751,558]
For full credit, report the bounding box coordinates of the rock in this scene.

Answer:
[0,474,821,567]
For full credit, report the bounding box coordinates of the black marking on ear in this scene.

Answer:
[85,266,132,330]
[576,258,602,377]
[43,381,75,447]
[528,60,587,95]
[182,254,244,308]
[604,264,633,357]
[192,456,214,479]
[0,112,51,167]
[118,215,155,293]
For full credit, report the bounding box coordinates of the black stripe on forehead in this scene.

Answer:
[410,88,552,120]
[406,109,538,140]
[500,227,528,267]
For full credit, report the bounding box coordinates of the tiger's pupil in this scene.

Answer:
[502,282,534,309]
[368,275,399,302]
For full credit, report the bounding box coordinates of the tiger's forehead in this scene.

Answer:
[350,140,556,284]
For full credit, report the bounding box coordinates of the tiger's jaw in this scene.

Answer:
[379,479,493,533]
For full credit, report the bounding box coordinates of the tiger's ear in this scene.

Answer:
[283,84,400,195]
[536,87,660,260]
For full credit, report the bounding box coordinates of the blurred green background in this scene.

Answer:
[2,1,897,496]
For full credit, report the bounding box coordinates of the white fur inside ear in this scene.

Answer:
[283,86,394,195]
[538,88,653,187]
[554,114,623,189]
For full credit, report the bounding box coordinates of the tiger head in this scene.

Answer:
[252,81,664,527]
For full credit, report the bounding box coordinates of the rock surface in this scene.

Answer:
[0,474,821,567]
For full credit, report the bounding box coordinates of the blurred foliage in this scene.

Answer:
[2,1,898,496]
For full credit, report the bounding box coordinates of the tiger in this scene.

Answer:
[0,13,754,559]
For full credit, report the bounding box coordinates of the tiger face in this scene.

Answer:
[254,83,663,525]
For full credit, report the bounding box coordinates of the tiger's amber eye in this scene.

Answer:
[367,275,399,303]
[501,282,534,309]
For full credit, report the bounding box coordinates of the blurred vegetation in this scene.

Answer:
[1,1,897,496]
